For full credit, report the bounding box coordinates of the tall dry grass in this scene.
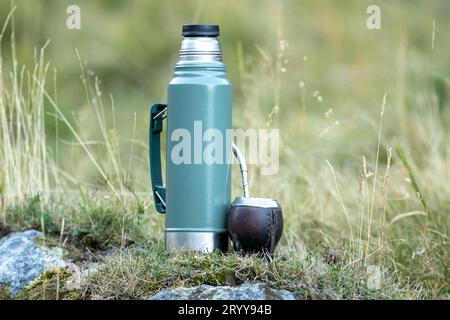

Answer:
[0,7,150,244]
[0,7,57,216]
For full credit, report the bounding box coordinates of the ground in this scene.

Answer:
[0,198,425,300]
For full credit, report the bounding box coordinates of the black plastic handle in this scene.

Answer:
[149,103,167,214]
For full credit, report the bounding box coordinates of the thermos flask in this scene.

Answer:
[150,25,232,253]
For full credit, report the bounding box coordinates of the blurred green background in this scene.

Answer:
[1,1,449,190]
[1,0,449,208]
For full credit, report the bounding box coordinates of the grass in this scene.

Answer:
[0,195,426,300]
[83,244,422,300]
[0,1,449,299]
[0,234,423,300]
[4,195,152,249]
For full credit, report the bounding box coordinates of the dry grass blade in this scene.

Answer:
[366,93,387,261]
[325,159,354,258]
[395,142,428,211]
[389,211,427,225]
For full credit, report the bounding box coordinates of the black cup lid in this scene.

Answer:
[182,24,220,37]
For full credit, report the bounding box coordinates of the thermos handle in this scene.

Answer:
[149,103,168,214]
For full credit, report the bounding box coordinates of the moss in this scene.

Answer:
[0,285,13,300]
[0,268,83,300]
[15,268,82,300]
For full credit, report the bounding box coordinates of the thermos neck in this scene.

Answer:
[178,36,222,63]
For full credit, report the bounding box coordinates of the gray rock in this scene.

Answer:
[149,282,296,300]
[0,230,67,296]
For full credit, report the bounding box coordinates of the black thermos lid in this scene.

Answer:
[182,24,220,37]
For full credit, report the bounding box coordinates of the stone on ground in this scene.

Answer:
[149,282,296,300]
[0,230,67,296]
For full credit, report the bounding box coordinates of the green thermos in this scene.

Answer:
[150,25,232,253]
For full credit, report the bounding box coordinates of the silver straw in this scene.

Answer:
[232,143,250,198]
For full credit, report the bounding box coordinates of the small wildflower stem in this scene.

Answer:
[357,156,368,261]
[380,145,392,249]
[365,93,387,263]
[325,160,354,261]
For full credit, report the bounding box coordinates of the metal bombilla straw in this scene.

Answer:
[232,143,250,198]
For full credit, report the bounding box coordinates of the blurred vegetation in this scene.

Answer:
[0,0,449,299]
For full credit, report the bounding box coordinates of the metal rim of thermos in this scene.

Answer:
[179,36,222,63]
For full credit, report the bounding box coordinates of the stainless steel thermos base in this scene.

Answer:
[165,231,229,253]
